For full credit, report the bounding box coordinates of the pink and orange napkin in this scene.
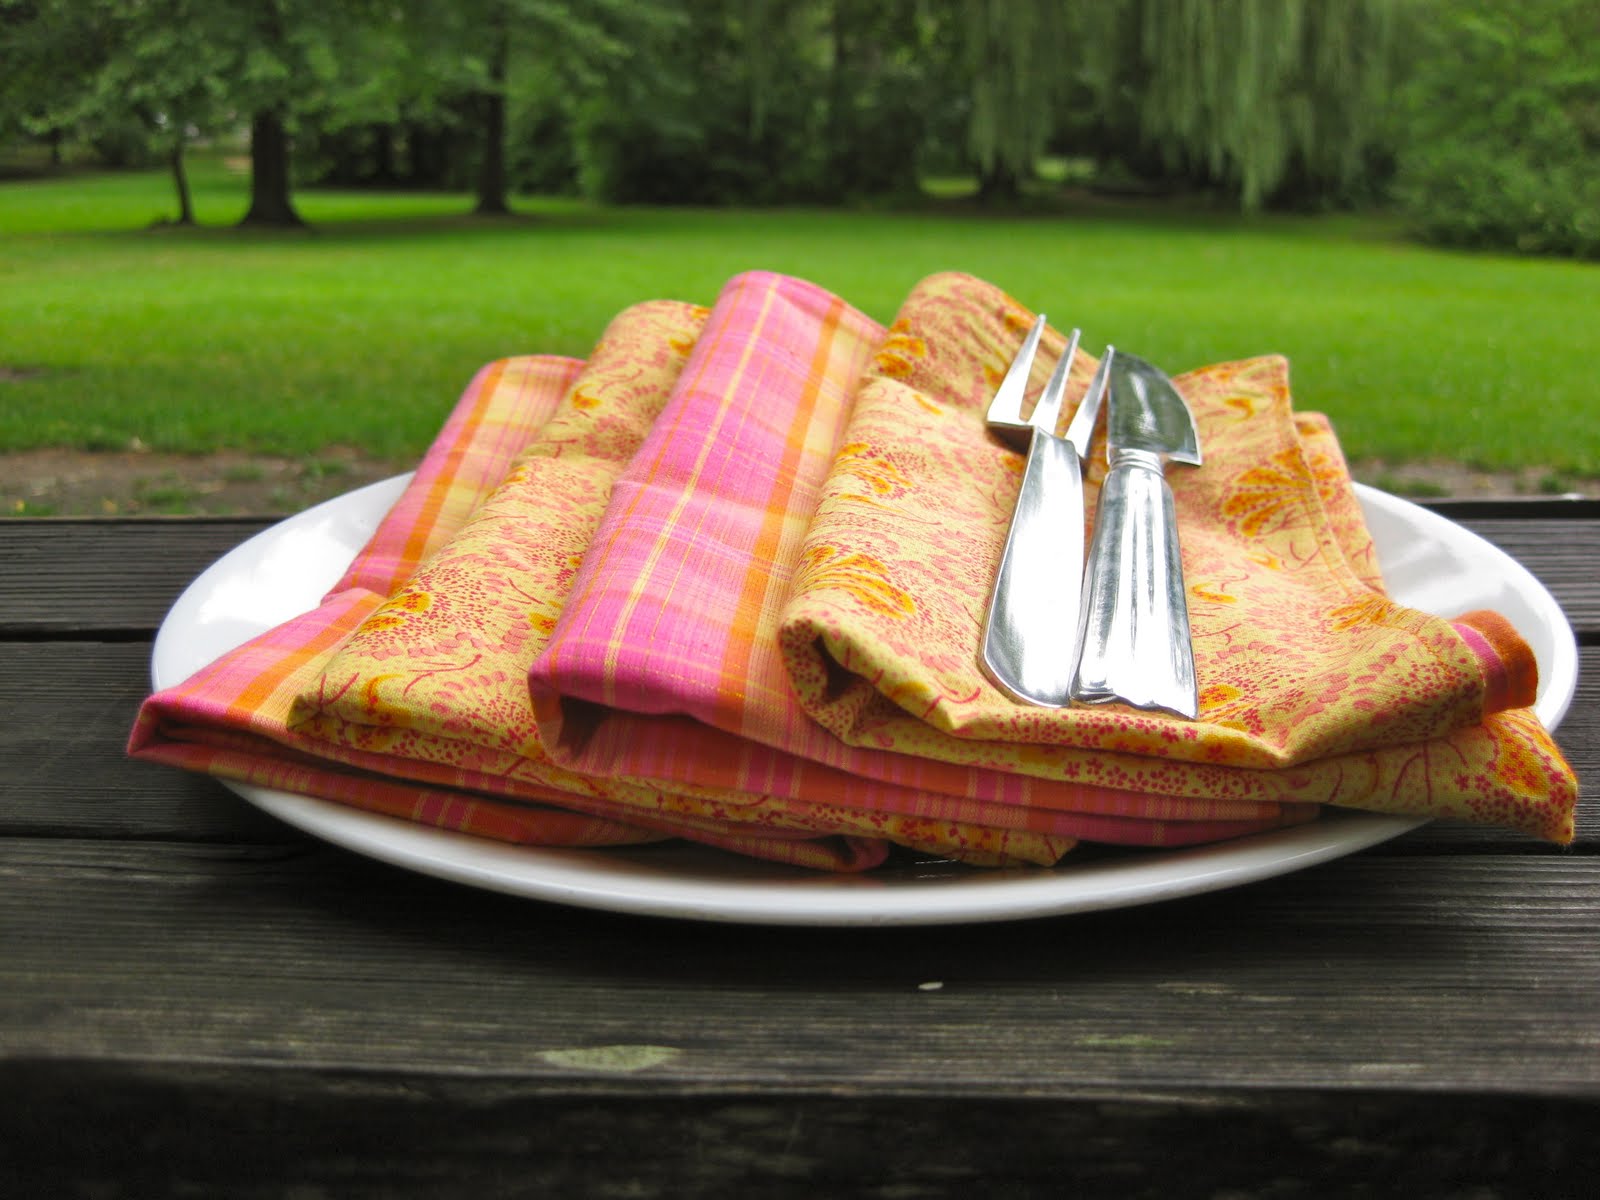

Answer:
[129,270,1577,869]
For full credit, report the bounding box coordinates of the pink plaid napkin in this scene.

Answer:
[524,272,1317,859]
[525,271,1573,850]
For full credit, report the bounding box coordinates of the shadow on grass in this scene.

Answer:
[42,175,1419,253]
[127,205,630,246]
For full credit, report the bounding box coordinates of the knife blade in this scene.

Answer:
[980,335,1110,707]
[1071,351,1202,718]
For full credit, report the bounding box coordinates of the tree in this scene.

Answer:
[474,5,513,216]
[86,0,233,225]
[0,1,119,172]
[1394,0,1600,257]
[564,0,934,205]
[311,0,648,216]
[465,0,640,216]
[226,0,383,227]
[0,0,233,222]
[961,0,1068,203]
[1077,0,1400,211]
[822,0,943,200]
[0,0,390,227]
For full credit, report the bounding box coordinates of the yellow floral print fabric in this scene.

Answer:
[779,273,1576,841]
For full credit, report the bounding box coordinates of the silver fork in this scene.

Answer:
[980,318,1111,706]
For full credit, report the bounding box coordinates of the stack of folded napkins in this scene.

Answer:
[130,271,1578,870]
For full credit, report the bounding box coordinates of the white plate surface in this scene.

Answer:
[151,477,1577,925]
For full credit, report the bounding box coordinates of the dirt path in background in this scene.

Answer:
[2,448,1596,517]
[1,447,407,516]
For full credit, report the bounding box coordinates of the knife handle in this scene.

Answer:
[980,428,1086,707]
[1073,449,1199,718]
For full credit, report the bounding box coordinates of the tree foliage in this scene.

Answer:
[1077,0,1399,210]
[961,0,1068,202]
[365,0,643,214]
[5,0,1595,259]
[1394,0,1600,258]
[568,0,933,205]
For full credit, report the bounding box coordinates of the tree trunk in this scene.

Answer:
[170,141,195,226]
[241,110,304,227]
[404,122,434,186]
[824,0,850,188]
[977,161,1022,206]
[473,25,511,216]
[372,123,395,184]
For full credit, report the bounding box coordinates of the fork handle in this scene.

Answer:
[1072,449,1198,718]
[980,429,1086,707]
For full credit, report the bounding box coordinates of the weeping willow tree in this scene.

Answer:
[1082,0,1401,210]
[964,0,1068,202]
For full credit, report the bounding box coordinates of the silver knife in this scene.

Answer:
[980,335,1111,707]
[1071,351,1202,718]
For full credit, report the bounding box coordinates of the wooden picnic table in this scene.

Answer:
[2,498,1597,1197]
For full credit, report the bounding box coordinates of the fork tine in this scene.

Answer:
[984,313,1047,430]
[1028,327,1082,435]
[1062,345,1113,455]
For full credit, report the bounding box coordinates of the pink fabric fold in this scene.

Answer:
[526,271,1314,853]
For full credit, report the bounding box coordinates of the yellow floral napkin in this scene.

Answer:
[778,272,1574,841]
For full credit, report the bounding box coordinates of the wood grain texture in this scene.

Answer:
[0,518,272,635]
[4,1064,1597,1199]
[0,641,286,841]
[3,509,1598,1194]
[4,839,1600,1094]
[1446,513,1600,640]
[3,639,1595,848]
[1,506,1595,638]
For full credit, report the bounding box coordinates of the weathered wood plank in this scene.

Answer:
[3,508,1596,1197]
[0,641,286,841]
[1441,513,1600,639]
[4,640,1595,848]
[1,509,1596,638]
[0,518,272,635]
[4,839,1599,1095]
[1426,497,1600,521]
[3,1063,1597,1199]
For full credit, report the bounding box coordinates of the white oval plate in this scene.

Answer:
[152,478,1577,925]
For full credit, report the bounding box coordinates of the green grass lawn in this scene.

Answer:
[3,156,1597,479]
